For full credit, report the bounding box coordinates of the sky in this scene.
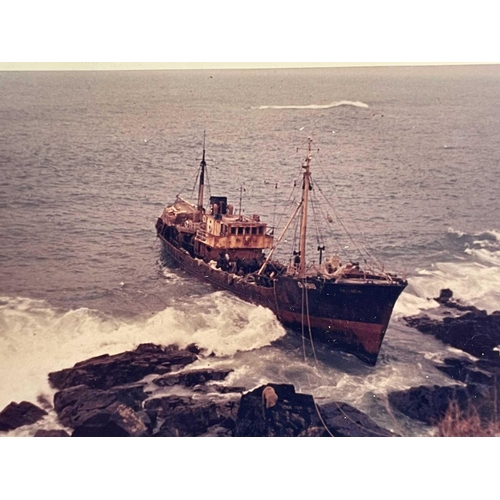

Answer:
[1,62,494,71]
[1,2,498,69]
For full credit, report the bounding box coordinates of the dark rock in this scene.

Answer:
[388,384,494,425]
[404,309,500,360]
[234,384,395,437]
[157,400,219,436]
[148,394,240,437]
[434,288,482,313]
[153,368,233,388]
[235,384,322,437]
[435,288,453,304]
[71,401,150,437]
[214,386,246,394]
[436,358,494,386]
[111,382,149,411]
[0,401,47,432]
[203,425,233,437]
[54,385,117,428]
[34,429,70,437]
[49,343,198,391]
[316,402,399,437]
[53,383,151,436]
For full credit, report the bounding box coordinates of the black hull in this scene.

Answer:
[158,234,406,365]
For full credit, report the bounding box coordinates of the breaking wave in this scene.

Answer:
[394,228,500,317]
[254,100,370,110]
[0,293,286,410]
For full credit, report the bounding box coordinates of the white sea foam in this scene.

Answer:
[394,229,500,317]
[0,293,285,411]
[395,260,500,316]
[255,100,370,110]
[447,226,500,245]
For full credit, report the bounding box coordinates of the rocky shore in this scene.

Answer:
[1,288,499,437]
[392,289,500,435]
[0,343,396,437]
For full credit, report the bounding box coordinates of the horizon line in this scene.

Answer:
[1,62,498,72]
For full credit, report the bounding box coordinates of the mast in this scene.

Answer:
[197,131,206,211]
[298,138,312,277]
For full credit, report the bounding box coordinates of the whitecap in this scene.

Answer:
[254,100,369,110]
[0,293,286,410]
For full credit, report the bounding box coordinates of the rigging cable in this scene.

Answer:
[310,175,351,260]
[273,177,300,238]
[314,154,385,270]
[315,181,376,267]
[301,285,393,437]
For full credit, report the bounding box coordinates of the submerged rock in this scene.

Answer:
[0,401,47,432]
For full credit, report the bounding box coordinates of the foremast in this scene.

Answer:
[197,132,206,212]
[298,138,313,277]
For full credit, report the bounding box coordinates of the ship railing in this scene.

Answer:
[196,229,207,241]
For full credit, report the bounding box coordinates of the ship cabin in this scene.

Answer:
[194,196,274,264]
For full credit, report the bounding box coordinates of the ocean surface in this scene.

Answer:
[1,65,500,436]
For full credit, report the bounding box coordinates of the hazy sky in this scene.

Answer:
[0,62,494,71]
[2,4,497,71]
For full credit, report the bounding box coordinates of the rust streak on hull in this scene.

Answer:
[158,234,404,365]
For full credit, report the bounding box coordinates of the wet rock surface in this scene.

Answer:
[152,368,233,388]
[234,384,397,437]
[49,343,200,391]
[388,384,495,425]
[1,342,399,437]
[405,289,500,361]
[34,429,70,437]
[397,290,500,430]
[0,401,47,431]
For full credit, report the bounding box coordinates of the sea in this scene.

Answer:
[1,65,500,437]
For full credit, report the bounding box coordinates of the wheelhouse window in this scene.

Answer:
[231,227,236,235]
[238,227,243,235]
[251,227,257,235]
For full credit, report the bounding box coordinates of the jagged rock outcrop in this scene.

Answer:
[0,401,47,432]
[435,358,496,386]
[234,384,398,437]
[316,402,398,437]
[2,343,402,437]
[388,384,495,425]
[152,368,233,388]
[405,289,500,361]
[49,343,200,391]
[53,383,152,436]
[147,393,240,437]
[48,344,239,437]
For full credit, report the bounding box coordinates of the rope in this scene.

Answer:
[313,154,385,270]
[300,282,393,437]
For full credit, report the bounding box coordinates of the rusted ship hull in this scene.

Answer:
[158,233,405,365]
